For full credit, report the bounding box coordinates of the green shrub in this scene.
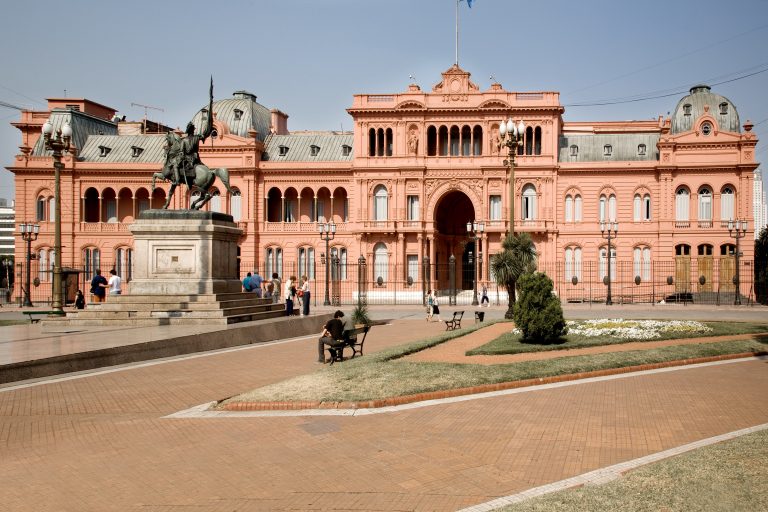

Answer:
[513,272,567,342]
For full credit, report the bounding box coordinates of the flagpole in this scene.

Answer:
[455,0,459,65]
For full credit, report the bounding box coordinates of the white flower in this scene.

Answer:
[564,319,712,339]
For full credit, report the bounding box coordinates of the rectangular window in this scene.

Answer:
[407,196,420,221]
[489,195,502,220]
[317,201,325,223]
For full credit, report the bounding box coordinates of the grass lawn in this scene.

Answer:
[499,427,768,512]
[468,320,768,355]
[219,320,768,406]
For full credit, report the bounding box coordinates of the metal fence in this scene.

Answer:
[6,256,759,307]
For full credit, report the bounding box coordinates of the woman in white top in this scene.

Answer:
[107,269,122,297]
[300,275,311,316]
[284,276,296,316]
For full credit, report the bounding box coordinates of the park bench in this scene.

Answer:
[327,324,372,364]
[444,311,464,331]
[22,310,66,323]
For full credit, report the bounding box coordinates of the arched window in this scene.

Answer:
[385,128,393,156]
[633,247,651,281]
[368,128,376,157]
[525,126,533,155]
[83,247,100,278]
[438,126,448,156]
[373,242,388,284]
[565,195,573,222]
[643,194,651,221]
[209,190,221,213]
[676,188,690,221]
[373,185,388,221]
[698,187,712,221]
[599,194,616,222]
[298,247,315,280]
[265,247,283,279]
[115,247,133,282]
[599,245,616,280]
[633,194,642,222]
[675,244,691,256]
[720,186,734,221]
[472,125,483,155]
[340,247,348,280]
[450,126,460,156]
[230,189,242,222]
[427,126,437,156]
[574,195,582,222]
[522,184,536,220]
[36,196,47,221]
[564,246,582,280]
[461,125,471,156]
[534,126,542,155]
[376,128,384,157]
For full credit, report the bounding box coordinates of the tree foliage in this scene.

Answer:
[490,232,537,319]
[513,272,568,342]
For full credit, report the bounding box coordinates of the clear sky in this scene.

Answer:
[1,0,767,203]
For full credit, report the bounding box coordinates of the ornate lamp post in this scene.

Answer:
[317,221,336,306]
[41,119,72,312]
[1,258,11,285]
[466,221,485,306]
[19,222,39,307]
[600,221,618,305]
[498,118,525,236]
[727,219,748,305]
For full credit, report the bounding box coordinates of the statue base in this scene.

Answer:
[128,209,242,295]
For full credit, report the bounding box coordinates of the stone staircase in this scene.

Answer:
[42,293,286,327]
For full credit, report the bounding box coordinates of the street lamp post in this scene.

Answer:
[498,118,525,236]
[466,221,485,306]
[1,258,11,285]
[727,219,748,305]
[599,220,618,306]
[41,119,72,313]
[19,222,40,308]
[317,221,336,306]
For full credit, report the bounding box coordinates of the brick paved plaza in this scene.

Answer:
[1,305,767,511]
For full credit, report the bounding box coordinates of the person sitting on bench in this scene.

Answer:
[317,310,345,363]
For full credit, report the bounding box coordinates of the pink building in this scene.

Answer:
[8,66,760,305]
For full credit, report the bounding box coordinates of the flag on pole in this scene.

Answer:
[462,0,473,8]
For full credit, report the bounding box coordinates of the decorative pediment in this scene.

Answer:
[431,64,479,94]
[479,99,510,110]
[396,100,426,110]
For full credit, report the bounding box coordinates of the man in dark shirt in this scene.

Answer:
[90,269,108,303]
[317,310,345,363]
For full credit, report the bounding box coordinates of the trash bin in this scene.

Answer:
[475,311,485,323]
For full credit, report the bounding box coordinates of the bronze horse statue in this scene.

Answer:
[151,131,233,210]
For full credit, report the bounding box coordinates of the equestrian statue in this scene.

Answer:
[152,77,233,210]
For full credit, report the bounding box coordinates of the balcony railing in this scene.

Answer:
[263,221,348,232]
[80,222,129,232]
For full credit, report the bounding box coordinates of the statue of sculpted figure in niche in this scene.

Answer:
[151,77,234,210]
[408,129,419,155]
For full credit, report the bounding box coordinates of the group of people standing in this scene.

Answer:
[86,268,122,306]
[242,271,310,316]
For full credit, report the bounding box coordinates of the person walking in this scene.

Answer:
[481,284,489,307]
[430,290,441,322]
[107,269,122,298]
[284,275,296,316]
[426,289,434,322]
[270,273,281,304]
[300,275,311,316]
[90,269,108,303]
[250,270,264,298]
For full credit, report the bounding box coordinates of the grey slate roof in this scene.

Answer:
[262,133,354,162]
[558,133,660,163]
[78,134,167,163]
[670,85,740,134]
[31,109,117,157]
[189,91,272,142]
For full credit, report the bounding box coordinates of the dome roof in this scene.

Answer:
[670,85,740,134]
[189,90,272,141]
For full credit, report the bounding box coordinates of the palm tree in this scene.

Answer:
[490,233,537,318]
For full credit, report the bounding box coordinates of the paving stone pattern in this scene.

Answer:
[1,318,768,511]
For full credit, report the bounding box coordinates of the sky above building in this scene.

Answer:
[1,0,767,203]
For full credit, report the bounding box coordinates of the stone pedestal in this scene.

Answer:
[129,210,242,295]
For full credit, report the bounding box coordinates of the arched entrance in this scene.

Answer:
[433,190,475,291]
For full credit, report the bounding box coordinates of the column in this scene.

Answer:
[281,196,285,223]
